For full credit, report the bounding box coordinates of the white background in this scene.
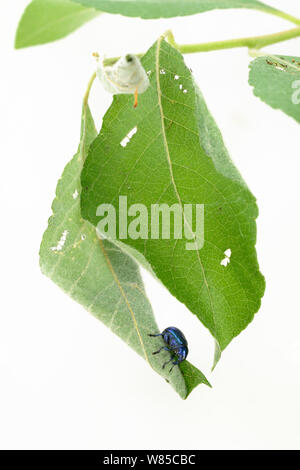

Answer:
[1,0,300,450]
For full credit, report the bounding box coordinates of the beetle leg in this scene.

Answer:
[152,346,170,355]
[169,359,180,373]
[162,357,174,369]
[148,333,162,337]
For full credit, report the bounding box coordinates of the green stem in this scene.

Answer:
[83,71,96,106]
[104,26,300,66]
[265,7,300,27]
[177,26,300,55]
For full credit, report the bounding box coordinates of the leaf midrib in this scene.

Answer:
[98,236,150,365]
[155,37,219,340]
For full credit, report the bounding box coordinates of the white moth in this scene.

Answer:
[96,54,150,107]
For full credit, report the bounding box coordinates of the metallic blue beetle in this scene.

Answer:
[149,327,188,373]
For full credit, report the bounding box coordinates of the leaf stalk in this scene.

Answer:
[83,71,96,106]
[103,26,300,66]
[176,26,300,55]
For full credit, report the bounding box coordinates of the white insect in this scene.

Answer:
[51,230,69,252]
[96,53,150,108]
[120,126,138,147]
[220,248,232,267]
[72,189,79,199]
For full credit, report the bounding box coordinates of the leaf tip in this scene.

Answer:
[211,340,222,371]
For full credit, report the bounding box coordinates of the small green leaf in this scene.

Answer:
[81,40,265,362]
[39,97,210,398]
[73,0,276,19]
[249,55,300,124]
[15,0,100,49]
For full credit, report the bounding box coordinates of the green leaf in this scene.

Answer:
[39,96,210,399]
[15,0,100,49]
[249,55,300,124]
[81,39,265,363]
[73,0,275,19]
